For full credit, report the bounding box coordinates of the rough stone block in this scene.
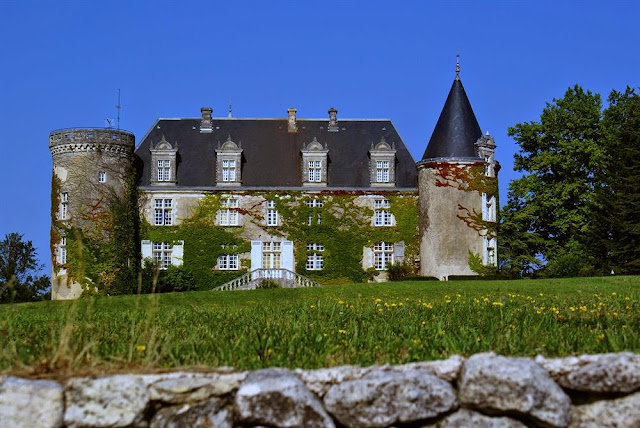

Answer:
[235,368,335,428]
[64,375,150,427]
[0,376,64,428]
[323,368,457,427]
[459,352,571,428]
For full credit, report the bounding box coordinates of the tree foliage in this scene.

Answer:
[598,87,640,273]
[0,233,50,303]
[501,85,640,277]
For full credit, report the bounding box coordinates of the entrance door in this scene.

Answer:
[251,240,294,271]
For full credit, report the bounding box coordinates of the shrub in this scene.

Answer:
[387,263,412,281]
[256,279,281,289]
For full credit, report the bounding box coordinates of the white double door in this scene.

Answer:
[250,240,294,271]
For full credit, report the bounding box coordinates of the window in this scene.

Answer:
[217,254,239,270]
[266,200,278,226]
[157,160,171,182]
[374,241,394,270]
[306,254,323,270]
[308,160,322,182]
[376,160,390,183]
[262,241,281,268]
[222,160,236,182]
[306,243,324,270]
[219,197,239,226]
[152,242,173,269]
[306,198,323,225]
[154,199,173,225]
[60,192,69,220]
[58,237,67,264]
[306,243,325,251]
[98,171,106,183]
[306,199,324,208]
[374,198,392,226]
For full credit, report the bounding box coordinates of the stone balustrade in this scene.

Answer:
[1,352,639,427]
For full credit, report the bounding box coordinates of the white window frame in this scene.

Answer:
[222,159,237,182]
[217,254,239,270]
[374,241,394,270]
[308,160,322,182]
[157,160,171,182]
[152,242,173,269]
[374,210,393,226]
[154,199,173,226]
[98,171,106,183]
[262,241,281,268]
[219,197,239,226]
[376,160,390,183]
[306,253,324,270]
[305,199,324,208]
[266,200,278,226]
[60,192,69,220]
[58,237,67,264]
[305,243,324,271]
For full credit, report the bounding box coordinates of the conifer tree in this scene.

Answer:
[598,87,640,273]
[501,85,606,277]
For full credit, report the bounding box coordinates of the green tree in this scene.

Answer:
[597,87,640,273]
[0,233,50,303]
[501,85,607,277]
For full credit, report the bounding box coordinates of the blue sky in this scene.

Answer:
[1,1,638,274]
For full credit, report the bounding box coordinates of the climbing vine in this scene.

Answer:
[52,156,139,296]
[140,191,419,288]
[425,161,498,239]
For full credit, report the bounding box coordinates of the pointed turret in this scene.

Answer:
[421,58,482,161]
[416,58,498,280]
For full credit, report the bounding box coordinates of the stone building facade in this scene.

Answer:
[49,67,498,299]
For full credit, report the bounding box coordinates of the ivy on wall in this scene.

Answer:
[141,191,419,289]
[426,161,499,238]
[51,159,140,296]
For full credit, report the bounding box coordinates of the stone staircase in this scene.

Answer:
[213,268,321,291]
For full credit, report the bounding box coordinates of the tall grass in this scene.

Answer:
[0,276,638,376]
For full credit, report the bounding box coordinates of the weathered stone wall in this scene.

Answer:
[2,352,639,427]
[419,166,484,280]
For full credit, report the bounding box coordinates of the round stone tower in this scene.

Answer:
[417,61,498,280]
[49,128,135,299]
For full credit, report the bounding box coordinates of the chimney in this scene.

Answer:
[328,107,338,132]
[287,108,297,132]
[200,107,213,133]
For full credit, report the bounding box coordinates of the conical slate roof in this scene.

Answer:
[421,73,482,161]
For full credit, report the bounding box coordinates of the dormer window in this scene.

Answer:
[157,160,171,182]
[369,136,396,187]
[150,136,178,186]
[301,137,328,187]
[98,171,106,183]
[222,160,237,182]
[376,161,390,183]
[216,136,243,186]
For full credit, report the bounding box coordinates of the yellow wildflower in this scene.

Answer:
[136,345,146,352]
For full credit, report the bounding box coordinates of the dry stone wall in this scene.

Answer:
[1,352,639,427]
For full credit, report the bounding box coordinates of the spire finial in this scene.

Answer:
[455,53,460,80]
[228,102,233,118]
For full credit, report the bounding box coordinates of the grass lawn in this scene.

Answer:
[1,276,638,376]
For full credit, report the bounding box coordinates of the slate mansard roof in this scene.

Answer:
[135,116,418,189]
[421,76,483,162]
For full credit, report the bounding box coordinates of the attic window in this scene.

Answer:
[369,136,396,187]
